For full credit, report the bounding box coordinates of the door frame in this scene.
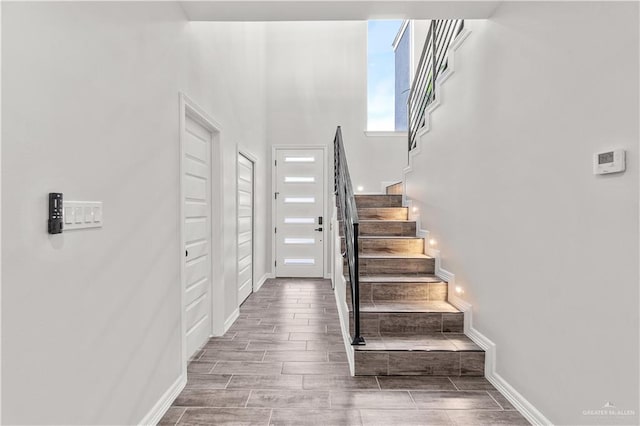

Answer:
[179,93,224,375]
[236,148,257,302]
[271,145,329,279]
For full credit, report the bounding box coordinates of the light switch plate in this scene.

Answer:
[63,201,103,230]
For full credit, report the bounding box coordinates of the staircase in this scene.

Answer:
[343,184,485,376]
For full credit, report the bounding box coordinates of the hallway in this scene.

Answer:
[160,278,528,425]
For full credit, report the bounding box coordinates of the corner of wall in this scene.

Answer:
[254,272,274,293]
[416,220,552,426]
[399,20,557,426]
[223,308,240,334]
[400,22,555,425]
[138,374,187,426]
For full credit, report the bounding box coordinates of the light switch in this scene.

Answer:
[93,206,102,223]
[64,207,74,224]
[74,207,83,223]
[63,201,103,230]
[84,206,93,223]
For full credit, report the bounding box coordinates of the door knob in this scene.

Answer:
[314,227,323,232]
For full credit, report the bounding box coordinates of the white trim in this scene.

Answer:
[254,272,273,292]
[364,131,407,138]
[0,2,3,419]
[400,24,551,426]
[138,373,187,426]
[489,372,553,426]
[404,197,424,233]
[449,290,551,426]
[336,279,355,376]
[329,203,337,290]
[330,205,355,375]
[414,221,551,426]
[271,145,329,278]
[238,149,258,164]
[392,19,410,51]
[404,27,472,177]
[179,93,225,376]
[237,148,256,304]
[223,308,240,334]
[409,19,421,84]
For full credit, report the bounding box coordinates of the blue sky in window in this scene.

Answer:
[368,20,402,131]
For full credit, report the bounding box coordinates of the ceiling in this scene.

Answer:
[180,1,501,21]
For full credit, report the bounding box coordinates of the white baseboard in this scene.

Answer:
[422,227,552,426]
[331,215,355,375]
[254,273,273,292]
[488,371,553,425]
[334,276,355,376]
[223,308,239,334]
[455,303,551,425]
[138,373,186,426]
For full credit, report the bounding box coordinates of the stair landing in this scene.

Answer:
[354,333,484,376]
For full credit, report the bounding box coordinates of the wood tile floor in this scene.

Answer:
[161,278,530,425]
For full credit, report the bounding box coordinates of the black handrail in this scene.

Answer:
[408,19,464,151]
[334,126,365,346]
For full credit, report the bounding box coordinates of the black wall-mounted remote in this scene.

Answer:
[48,193,63,234]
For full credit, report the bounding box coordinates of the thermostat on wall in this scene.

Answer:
[593,149,625,175]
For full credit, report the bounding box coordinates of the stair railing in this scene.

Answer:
[408,19,464,151]
[333,126,365,346]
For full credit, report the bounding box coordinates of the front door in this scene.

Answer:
[275,148,325,277]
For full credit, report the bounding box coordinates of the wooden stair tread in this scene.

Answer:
[357,207,409,220]
[353,333,483,352]
[347,299,460,314]
[358,207,406,210]
[358,208,407,212]
[340,236,422,241]
[359,275,444,283]
[358,219,414,223]
[359,300,460,313]
[358,253,431,260]
[339,219,415,224]
[358,207,407,210]
[355,236,422,240]
[354,195,403,208]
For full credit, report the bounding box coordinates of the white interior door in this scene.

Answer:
[237,153,254,304]
[183,115,212,359]
[275,148,325,277]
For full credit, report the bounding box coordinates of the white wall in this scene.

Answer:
[186,21,269,324]
[265,21,406,196]
[1,7,405,422]
[264,21,407,277]
[1,3,267,424]
[404,3,639,425]
[410,19,430,80]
